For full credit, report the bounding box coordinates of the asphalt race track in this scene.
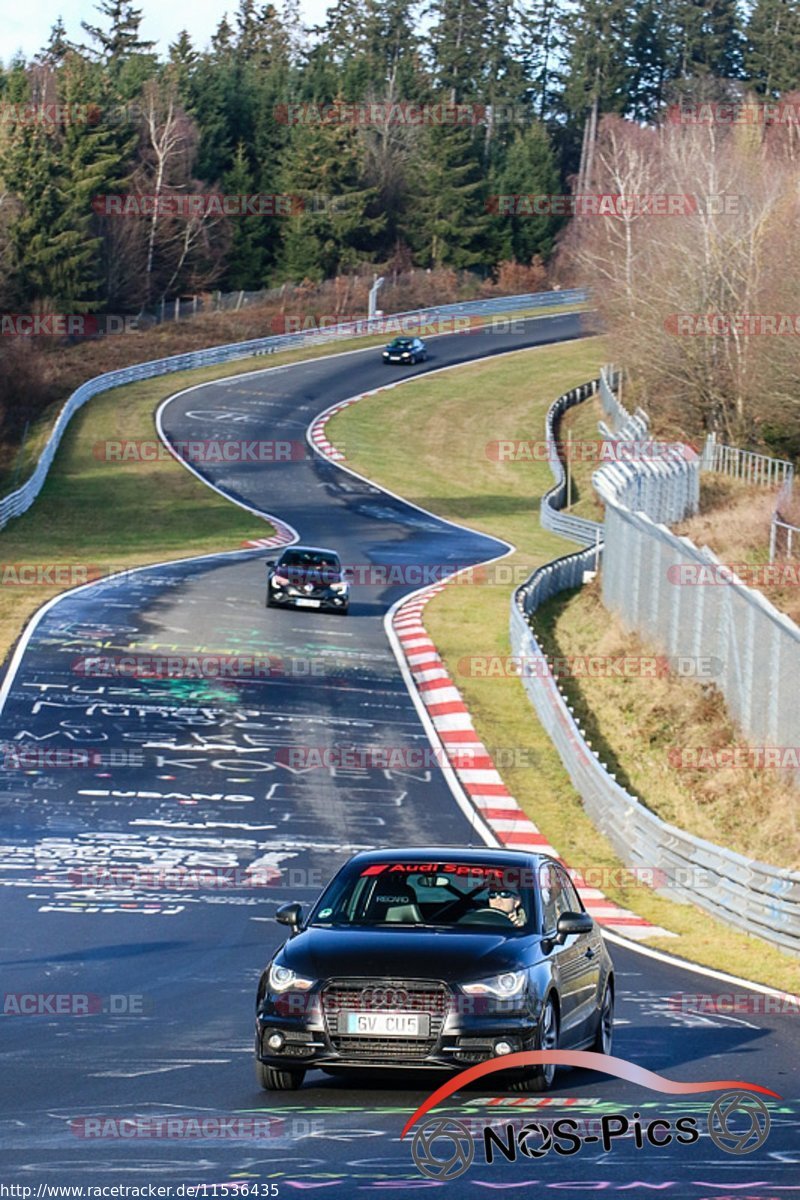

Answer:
[1,313,798,1194]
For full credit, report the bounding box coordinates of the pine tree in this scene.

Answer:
[59,53,133,309]
[667,0,743,80]
[36,18,75,68]
[81,0,158,97]
[496,123,561,262]
[221,142,267,287]
[522,0,564,122]
[481,0,534,164]
[744,0,800,95]
[3,122,94,310]
[405,123,492,268]
[168,31,198,100]
[81,0,155,59]
[277,113,384,280]
[428,0,491,103]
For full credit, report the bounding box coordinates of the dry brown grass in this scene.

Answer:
[676,476,800,625]
[537,576,800,868]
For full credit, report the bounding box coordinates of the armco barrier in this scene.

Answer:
[539,380,604,547]
[512,586,800,953]
[516,372,800,954]
[0,288,587,530]
[597,494,800,757]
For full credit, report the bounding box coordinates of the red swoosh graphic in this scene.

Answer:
[400,1051,781,1138]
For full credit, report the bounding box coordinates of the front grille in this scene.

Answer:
[322,978,450,1060]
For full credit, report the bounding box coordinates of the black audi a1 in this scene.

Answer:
[265,545,349,613]
[254,847,614,1091]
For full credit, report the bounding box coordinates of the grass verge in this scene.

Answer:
[327,337,800,994]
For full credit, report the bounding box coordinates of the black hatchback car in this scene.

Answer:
[265,545,349,613]
[254,847,614,1091]
[382,336,427,364]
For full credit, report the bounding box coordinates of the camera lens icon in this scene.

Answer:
[411,1117,475,1180]
[708,1090,771,1155]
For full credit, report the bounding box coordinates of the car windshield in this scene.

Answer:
[387,338,413,349]
[279,550,340,571]
[308,862,536,932]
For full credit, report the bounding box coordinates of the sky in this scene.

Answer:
[0,0,330,63]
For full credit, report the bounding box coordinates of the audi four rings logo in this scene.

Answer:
[361,987,409,1007]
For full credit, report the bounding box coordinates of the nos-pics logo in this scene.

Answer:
[404,1052,777,1181]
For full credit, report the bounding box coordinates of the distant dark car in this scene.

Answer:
[266,545,349,613]
[254,847,614,1091]
[382,336,427,364]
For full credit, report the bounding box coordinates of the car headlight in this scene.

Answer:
[329,582,348,593]
[401,352,411,357]
[268,962,315,992]
[462,971,527,998]
[271,574,289,587]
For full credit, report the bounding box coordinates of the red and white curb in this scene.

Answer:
[308,396,363,461]
[393,584,675,941]
[242,516,297,550]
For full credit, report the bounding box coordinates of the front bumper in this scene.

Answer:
[255,978,539,1072]
[268,587,348,611]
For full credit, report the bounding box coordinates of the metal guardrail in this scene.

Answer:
[515,368,800,954]
[594,368,700,526]
[600,498,800,754]
[511,591,800,953]
[702,431,794,488]
[0,288,587,531]
[539,380,604,547]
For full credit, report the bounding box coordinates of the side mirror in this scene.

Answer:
[276,901,303,935]
[556,911,593,943]
[266,559,276,567]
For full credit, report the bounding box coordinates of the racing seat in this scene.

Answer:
[365,882,423,924]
